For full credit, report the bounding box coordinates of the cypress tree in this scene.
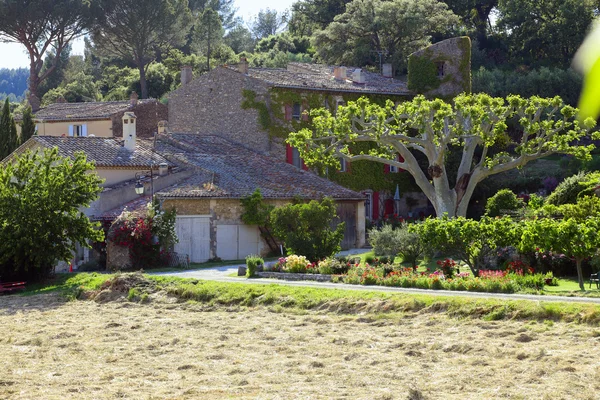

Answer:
[20,106,36,144]
[0,99,18,159]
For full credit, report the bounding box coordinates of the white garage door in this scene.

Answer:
[216,225,260,260]
[174,216,211,263]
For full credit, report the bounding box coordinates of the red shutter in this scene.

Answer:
[284,104,292,121]
[384,164,390,174]
[302,160,309,171]
[384,199,394,216]
[301,101,309,121]
[398,154,405,172]
[286,143,293,164]
[373,192,380,220]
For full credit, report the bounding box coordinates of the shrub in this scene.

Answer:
[270,197,345,261]
[436,258,458,278]
[317,258,335,275]
[546,171,600,206]
[246,254,264,277]
[369,224,426,269]
[485,189,524,217]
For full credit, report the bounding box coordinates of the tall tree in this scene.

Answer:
[497,0,595,67]
[188,0,238,30]
[289,0,353,36]
[20,107,36,144]
[0,98,18,159]
[0,0,98,106]
[442,0,497,47]
[224,23,255,54]
[250,8,289,40]
[195,8,224,71]
[311,0,459,72]
[288,94,597,217]
[92,0,192,98]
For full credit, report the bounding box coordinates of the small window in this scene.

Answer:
[124,119,129,124]
[389,165,398,173]
[74,125,83,137]
[292,103,301,121]
[339,158,347,172]
[291,147,302,168]
[436,61,445,77]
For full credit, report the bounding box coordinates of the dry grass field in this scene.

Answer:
[1,287,600,399]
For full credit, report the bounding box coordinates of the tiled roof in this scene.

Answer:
[226,63,410,95]
[94,195,152,221]
[28,136,173,168]
[34,99,158,121]
[155,133,365,201]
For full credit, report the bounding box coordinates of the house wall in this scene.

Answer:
[168,66,272,153]
[162,197,365,260]
[112,101,168,139]
[97,168,140,187]
[35,119,113,137]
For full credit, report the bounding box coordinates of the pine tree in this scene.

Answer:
[20,106,36,144]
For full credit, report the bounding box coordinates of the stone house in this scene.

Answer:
[168,37,471,222]
[153,133,366,262]
[29,92,167,139]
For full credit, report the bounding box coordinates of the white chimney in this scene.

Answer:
[157,120,168,135]
[382,63,393,78]
[159,162,168,176]
[334,66,347,81]
[181,66,193,86]
[123,112,137,152]
[352,68,366,84]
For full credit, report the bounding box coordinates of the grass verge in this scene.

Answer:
[16,272,600,326]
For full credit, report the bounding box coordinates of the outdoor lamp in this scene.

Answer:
[134,180,144,195]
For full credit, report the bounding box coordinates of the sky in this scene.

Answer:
[0,0,298,70]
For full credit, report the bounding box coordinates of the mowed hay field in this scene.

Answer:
[1,292,600,400]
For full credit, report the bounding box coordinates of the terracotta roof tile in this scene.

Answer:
[30,136,173,168]
[155,134,365,201]
[34,99,159,121]
[225,63,410,95]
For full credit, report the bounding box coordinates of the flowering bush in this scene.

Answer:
[282,255,311,273]
[436,258,458,278]
[505,260,534,275]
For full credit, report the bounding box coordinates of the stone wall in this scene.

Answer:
[112,101,168,139]
[168,67,272,153]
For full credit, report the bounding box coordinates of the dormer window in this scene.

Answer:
[436,61,446,77]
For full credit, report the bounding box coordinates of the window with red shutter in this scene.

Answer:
[284,104,292,121]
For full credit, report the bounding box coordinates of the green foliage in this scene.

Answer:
[407,53,441,93]
[0,98,18,159]
[20,106,36,144]
[0,148,104,282]
[311,0,459,73]
[270,197,345,261]
[245,254,264,277]
[412,216,520,276]
[485,189,524,217]
[369,224,426,268]
[240,188,274,226]
[148,200,178,249]
[575,21,600,121]
[545,171,600,206]
[289,94,597,217]
[473,67,583,106]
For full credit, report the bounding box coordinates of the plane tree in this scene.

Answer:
[288,94,597,217]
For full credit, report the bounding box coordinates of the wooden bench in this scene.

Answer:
[0,281,26,294]
[590,273,600,289]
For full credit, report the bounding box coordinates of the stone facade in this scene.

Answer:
[112,101,168,139]
[168,67,272,153]
[407,37,472,99]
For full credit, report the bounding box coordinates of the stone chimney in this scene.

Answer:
[157,120,168,135]
[123,112,137,152]
[238,57,249,74]
[352,68,366,84]
[181,66,193,86]
[130,91,139,106]
[334,66,347,81]
[382,63,393,78]
[56,95,67,104]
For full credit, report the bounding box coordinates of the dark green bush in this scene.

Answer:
[270,197,345,261]
[246,255,264,277]
[485,189,525,217]
[546,171,600,206]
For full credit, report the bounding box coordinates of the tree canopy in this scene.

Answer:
[311,0,459,73]
[289,94,598,217]
[0,148,104,281]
